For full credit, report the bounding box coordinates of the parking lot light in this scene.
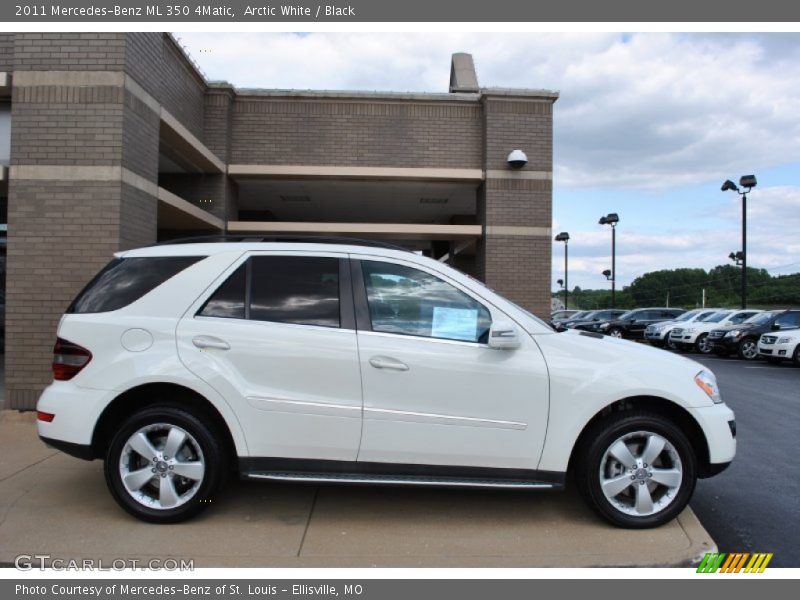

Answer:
[554,232,570,309]
[722,175,756,308]
[599,214,619,307]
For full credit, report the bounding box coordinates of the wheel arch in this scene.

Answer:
[91,383,239,467]
[567,395,713,479]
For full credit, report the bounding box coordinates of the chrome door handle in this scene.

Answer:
[369,356,409,371]
[192,335,230,350]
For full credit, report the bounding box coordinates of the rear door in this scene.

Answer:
[176,252,363,461]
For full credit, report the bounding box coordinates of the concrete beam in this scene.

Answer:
[157,187,225,230]
[228,165,484,182]
[227,221,482,241]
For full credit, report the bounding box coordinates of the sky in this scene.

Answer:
[176,32,800,291]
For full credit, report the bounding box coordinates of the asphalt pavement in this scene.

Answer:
[689,354,800,567]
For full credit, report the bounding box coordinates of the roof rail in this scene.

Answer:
[153,234,413,253]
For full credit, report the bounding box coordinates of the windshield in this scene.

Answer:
[744,312,775,325]
[675,309,702,322]
[705,311,732,323]
[574,311,598,320]
[617,310,638,320]
[594,310,620,320]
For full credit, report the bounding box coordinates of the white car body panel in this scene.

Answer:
[37,242,736,485]
[758,329,800,360]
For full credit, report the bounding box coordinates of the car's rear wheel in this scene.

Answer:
[695,333,712,354]
[104,406,226,523]
[737,338,759,360]
[576,412,697,528]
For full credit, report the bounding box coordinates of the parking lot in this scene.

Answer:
[689,354,800,567]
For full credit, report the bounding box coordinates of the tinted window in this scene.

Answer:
[199,264,246,319]
[68,256,203,314]
[250,256,340,327]
[774,312,800,329]
[362,261,491,343]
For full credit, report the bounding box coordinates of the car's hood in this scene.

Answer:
[710,323,756,332]
[532,329,714,408]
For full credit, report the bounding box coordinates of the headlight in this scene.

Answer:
[778,337,791,343]
[686,327,696,334]
[599,323,610,330]
[726,329,742,338]
[694,370,722,404]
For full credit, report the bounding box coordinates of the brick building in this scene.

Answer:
[0,33,557,410]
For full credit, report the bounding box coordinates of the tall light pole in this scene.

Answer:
[722,175,757,308]
[599,213,619,308]
[555,232,570,309]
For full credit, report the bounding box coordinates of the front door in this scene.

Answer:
[352,256,550,471]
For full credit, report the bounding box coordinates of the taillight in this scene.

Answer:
[37,411,55,422]
[52,338,92,381]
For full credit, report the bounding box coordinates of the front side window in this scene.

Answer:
[68,256,204,314]
[361,261,491,343]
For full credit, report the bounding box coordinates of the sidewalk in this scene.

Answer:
[0,410,716,568]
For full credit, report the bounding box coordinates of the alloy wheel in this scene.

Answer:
[598,431,683,517]
[609,329,623,338]
[118,423,205,510]
[697,334,712,354]
[739,339,758,360]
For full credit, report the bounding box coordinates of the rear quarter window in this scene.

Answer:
[67,256,204,314]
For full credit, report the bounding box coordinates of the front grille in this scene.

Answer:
[645,326,654,334]
[760,348,773,354]
[671,328,683,336]
[762,336,777,345]
[708,330,726,340]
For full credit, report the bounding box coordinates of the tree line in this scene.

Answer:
[556,265,800,310]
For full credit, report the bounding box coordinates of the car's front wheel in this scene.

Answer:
[793,345,800,367]
[737,338,759,360]
[104,406,226,523]
[695,333,712,354]
[607,328,624,339]
[576,412,697,528]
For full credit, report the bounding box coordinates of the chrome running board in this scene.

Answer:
[246,471,556,489]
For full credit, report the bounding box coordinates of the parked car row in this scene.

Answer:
[551,306,800,365]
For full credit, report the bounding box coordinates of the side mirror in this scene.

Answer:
[772,322,782,330]
[488,321,521,350]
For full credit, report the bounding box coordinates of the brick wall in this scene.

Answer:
[479,96,555,318]
[230,98,483,168]
[5,180,124,407]
[121,89,160,180]
[11,85,124,166]
[0,34,13,70]
[12,33,126,71]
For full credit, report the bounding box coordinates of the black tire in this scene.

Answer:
[607,328,624,339]
[575,411,697,529]
[695,333,712,354]
[104,406,227,523]
[737,338,759,361]
[793,345,800,367]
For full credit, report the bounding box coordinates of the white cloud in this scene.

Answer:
[553,185,800,289]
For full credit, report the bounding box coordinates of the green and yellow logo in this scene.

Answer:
[697,552,773,573]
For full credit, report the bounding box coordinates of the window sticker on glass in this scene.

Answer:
[431,307,479,341]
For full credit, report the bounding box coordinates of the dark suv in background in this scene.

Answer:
[708,309,800,360]
[598,308,686,340]
[556,309,627,332]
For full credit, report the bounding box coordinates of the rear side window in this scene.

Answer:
[68,256,204,314]
[250,256,340,327]
[199,256,341,328]
[198,264,246,319]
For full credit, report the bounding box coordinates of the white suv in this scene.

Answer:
[757,329,800,365]
[669,309,762,354]
[37,240,736,528]
[644,308,722,349]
